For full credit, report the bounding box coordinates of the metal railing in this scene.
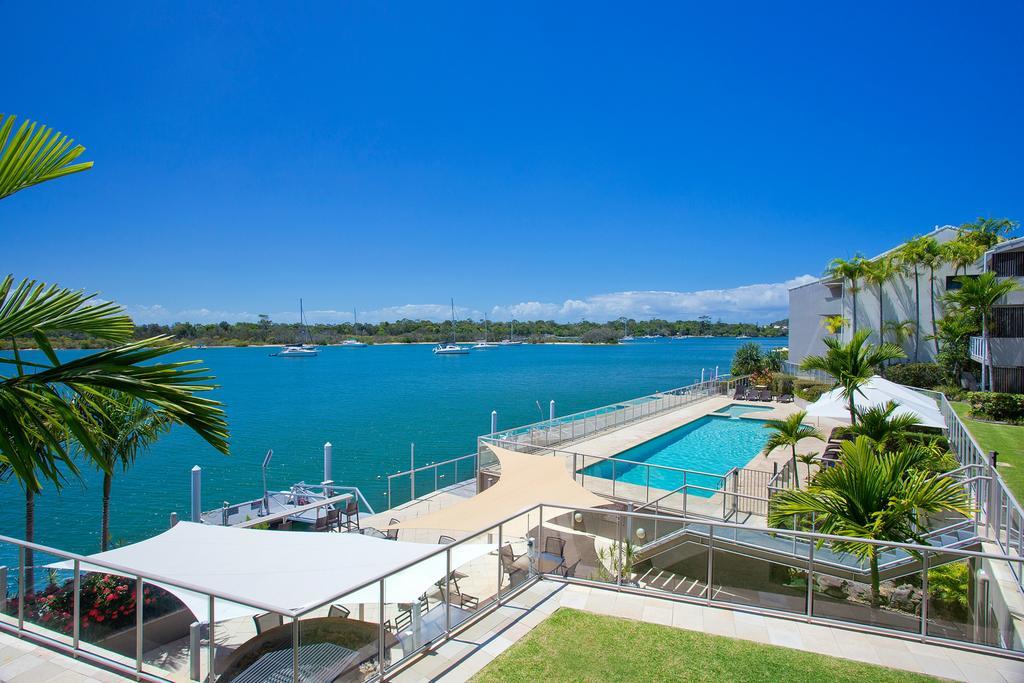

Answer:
[478,376,750,462]
[2,500,1023,683]
[386,453,477,510]
[938,392,1024,589]
[780,360,833,383]
[970,335,986,362]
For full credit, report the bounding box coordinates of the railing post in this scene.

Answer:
[496,524,504,604]
[445,548,452,633]
[806,542,814,619]
[378,580,386,678]
[207,595,215,683]
[17,545,25,632]
[706,526,714,605]
[615,514,622,590]
[920,551,929,640]
[72,561,80,653]
[410,443,416,501]
[136,577,144,675]
[0,566,6,615]
[612,460,617,499]
[189,622,201,681]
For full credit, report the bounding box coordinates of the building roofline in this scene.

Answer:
[788,225,958,291]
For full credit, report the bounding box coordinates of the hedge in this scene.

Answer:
[966,392,1024,423]
[884,362,945,390]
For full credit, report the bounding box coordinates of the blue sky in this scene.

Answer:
[4,2,1022,324]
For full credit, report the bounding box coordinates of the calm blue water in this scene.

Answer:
[582,414,773,495]
[711,403,775,418]
[0,337,784,563]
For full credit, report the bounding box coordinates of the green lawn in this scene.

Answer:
[951,401,1024,500]
[472,608,937,683]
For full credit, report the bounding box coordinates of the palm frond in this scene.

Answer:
[0,114,93,201]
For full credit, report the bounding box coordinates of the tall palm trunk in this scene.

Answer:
[101,472,112,552]
[851,288,858,335]
[790,444,801,490]
[847,391,858,427]
[24,488,34,597]
[912,265,921,361]
[878,284,885,346]
[929,267,939,355]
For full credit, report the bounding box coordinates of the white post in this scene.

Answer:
[701,368,705,383]
[549,400,556,421]
[410,443,416,500]
[490,410,498,434]
[715,365,719,380]
[323,442,333,486]
[190,466,202,522]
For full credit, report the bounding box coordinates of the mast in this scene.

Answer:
[450,298,457,344]
[299,298,312,344]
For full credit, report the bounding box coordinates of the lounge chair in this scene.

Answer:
[254,612,283,635]
[328,604,350,619]
[732,386,745,400]
[759,389,773,402]
[778,393,794,403]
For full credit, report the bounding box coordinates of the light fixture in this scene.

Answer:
[636,527,646,540]
[573,512,583,524]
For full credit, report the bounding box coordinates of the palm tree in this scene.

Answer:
[882,319,917,352]
[941,236,984,277]
[850,401,920,450]
[769,436,970,605]
[73,390,173,551]
[0,114,93,200]
[801,329,905,426]
[896,236,936,361]
[958,217,1019,250]
[945,272,1021,391]
[928,312,978,382]
[863,258,898,342]
[826,256,869,336]
[762,411,823,489]
[920,238,945,356]
[796,452,820,484]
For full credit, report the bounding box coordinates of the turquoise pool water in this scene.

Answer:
[582,415,771,496]
[711,403,774,418]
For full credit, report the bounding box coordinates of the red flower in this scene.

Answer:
[106,593,117,602]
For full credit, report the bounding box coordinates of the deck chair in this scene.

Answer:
[254,612,283,635]
[328,604,350,619]
[385,518,400,541]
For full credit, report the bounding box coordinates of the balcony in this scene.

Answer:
[970,335,1024,366]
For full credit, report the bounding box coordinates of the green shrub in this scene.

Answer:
[884,362,944,389]
[794,379,832,402]
[933,384,965,401]
[928,562,969,621]
[771,374,796,395]
[966,392,1024,423]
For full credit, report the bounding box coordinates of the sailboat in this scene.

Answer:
[472,316,499,349]
[621,317,634,342]
[275,299,318,357]
[340,308,367,347]
[498,319,524,345]
[434,299,470,355]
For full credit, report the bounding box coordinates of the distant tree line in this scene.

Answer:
[8,316,789,349]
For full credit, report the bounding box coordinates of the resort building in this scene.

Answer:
[788,226,975,367]
[971,236,1024,393]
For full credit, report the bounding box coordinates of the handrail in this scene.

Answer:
[233,493,352,528]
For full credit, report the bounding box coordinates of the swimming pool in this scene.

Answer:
[580,415,771,496]
[711,403,775,418]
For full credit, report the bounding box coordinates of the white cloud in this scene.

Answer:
[124,275,814,325]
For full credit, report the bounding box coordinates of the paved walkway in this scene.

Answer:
[0,630,130,682]
[390,580,1024,683]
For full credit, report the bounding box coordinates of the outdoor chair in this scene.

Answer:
[544,536,566,558]
[342,500,360,531]
[386,518,400,541]
[253,612,283,635]
[732,386,745,400]
[328,604,351,619]
[760,389,774,402]
[437,534,456,544]
[779,393,794,403]
[325,508,341,531]
[394,608,412,632]
[560,559,581,578]
[457,593,479,610]
[314,515,330,532]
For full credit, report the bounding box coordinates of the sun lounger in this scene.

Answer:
[779,393,794,403]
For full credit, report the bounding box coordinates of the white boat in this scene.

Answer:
[434,298,469,355]
[499,319,524,345]
[472,317,500,349]
[340,308,367,347]
[274,299,318,357]
[621,317,634,342]
[434,343,470,355]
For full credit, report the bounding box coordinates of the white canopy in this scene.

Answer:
[805,375,945,428]
[53,522,492,622]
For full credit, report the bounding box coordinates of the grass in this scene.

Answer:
[951,401,1024,500]
[471,608,938,683]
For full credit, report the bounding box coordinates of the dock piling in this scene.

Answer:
[323,442,333,490]
[190,466,202,522]
[549,400,555,421]
[490,410,497,434]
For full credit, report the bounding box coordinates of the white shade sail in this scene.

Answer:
[804,375,945,428]
[52,522,492,622]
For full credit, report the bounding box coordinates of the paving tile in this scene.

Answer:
[0,652,48,679]
[9,660,70,682]
[767,627,804,650]
[701,609,736,638]
[670,602,704,631]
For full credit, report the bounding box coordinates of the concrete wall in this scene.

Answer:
[788,280,841,364]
